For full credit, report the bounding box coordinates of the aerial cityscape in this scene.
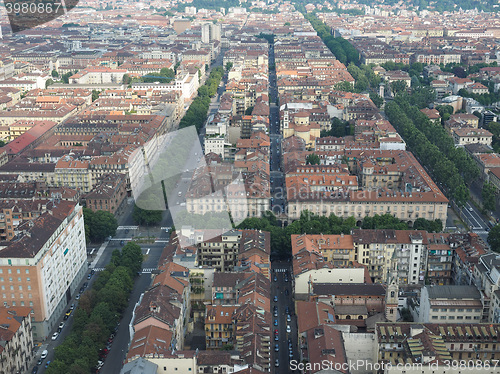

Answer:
[0,0,500,373]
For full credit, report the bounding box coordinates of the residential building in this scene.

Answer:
[419,285,483,323]
[0,306,33,374]
[0,202,87,339]
[375,322,500,373]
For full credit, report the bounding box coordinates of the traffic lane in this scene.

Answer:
[463,202,487,229]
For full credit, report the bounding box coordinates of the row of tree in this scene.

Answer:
[303,13,359,66]
[179,66,224,132]
[385,100,473,206]
[237,211,442,258]
[46,243,143,374]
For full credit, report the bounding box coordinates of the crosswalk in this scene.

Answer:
[274,269,287,273]
[92,267,157,273]
[474,230,488,235]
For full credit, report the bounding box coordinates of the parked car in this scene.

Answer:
[40,350,48,359]
[51,332,59,340]
[32,366,38,374]
[45,361,51,369]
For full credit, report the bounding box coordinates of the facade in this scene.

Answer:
[83,173,127,214]
[376,322,500,374]
[419,285,483,324]
[0,306,33,374]
[0,202,87,339]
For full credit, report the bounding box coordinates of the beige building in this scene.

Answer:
[0,306,33,374]
[452,128,493,146]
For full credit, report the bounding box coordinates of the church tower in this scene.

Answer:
[385,276,399,323]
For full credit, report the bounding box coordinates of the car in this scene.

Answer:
[87,274,92,280]
[75,294,80,300]
[287,314,291,322]
[285,307,289,314]
[70,303,75,310]
[274,329,278,334]
[120,240,125,246]
[273,276,277,282]
[79,287,85,293]
[41,350,48,359]
[37,358,43,365]
[274,309,278,317]
[468,207,474,212]
[284,277,288,282]
[90,269,95,275]
[83,282,88,289]
[275,343,279,352]
[274,334,279,341]
[32,367,38,374]
[274,319,278,326]
[286,325,291,333]
[58,322,65,330]
[52,332,59,340]
[275,359,279,367]
[273,295,278,302]
[45,361,51,369]
[289,351,293,359]
[285,289,289,296]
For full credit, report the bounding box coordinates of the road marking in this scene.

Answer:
[155,240,170,243]
[144,248,150,255]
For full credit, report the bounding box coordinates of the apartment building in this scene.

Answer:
[205,305,236,349]
[352,229,427,285]
[419,285,483,324]
[198,230,242,272]
[375,322,500,373]
[0,306,33,374]
[0,202,87,339]
[474,253,500,324]
[83,173,127,214]
[291,233,356,266]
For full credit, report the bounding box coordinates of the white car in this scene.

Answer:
[51,332,59,340]
[40,350,48,359]
[286,325,291,333]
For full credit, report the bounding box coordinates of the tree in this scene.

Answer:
[482,182,497,212]
[306,153,320,165]
[488,225,500,253]
[45,79,54,88]
[390,80,407,95]
[132,204,163,226]
[91,90,100,102]
[245,106,254,115]
[83,208,118,242]
[225,62,233,72]
[51,69,59,78]
[370,92,384,108]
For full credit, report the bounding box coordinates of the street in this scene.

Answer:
[271,261,297,374]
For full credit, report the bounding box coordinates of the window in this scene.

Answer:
[25,269,29,274]
[16,269,20,274]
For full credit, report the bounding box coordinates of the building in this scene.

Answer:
[205,305,236,349]
[418,285,483,323]
[452,128,493,147]
[83,173,127,214]
[0,306,33,374]
[352,230,427,285]
[198,230,242,272]
[0,202,87,339]
[375,322,500,373]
